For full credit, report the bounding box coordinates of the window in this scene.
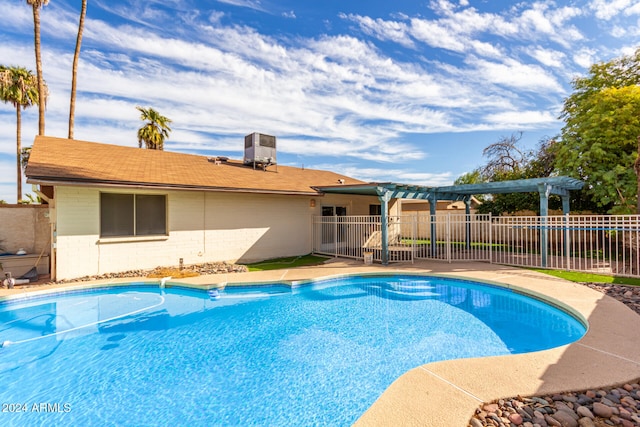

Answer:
[369,204,382,216]
[100,193,167,237]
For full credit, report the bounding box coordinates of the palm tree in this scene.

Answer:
[136,106,172,150]
[68,0,87,139]
[0,66,40,202]
[26,0,49,136]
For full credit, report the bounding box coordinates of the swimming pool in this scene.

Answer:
[0,274,586,426]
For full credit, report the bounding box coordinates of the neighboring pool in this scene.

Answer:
[0,275,586,426]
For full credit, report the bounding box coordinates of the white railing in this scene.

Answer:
[491,215,640,276]
[312,214,640,278]
[312,215,415,263]
[410,214,492,262]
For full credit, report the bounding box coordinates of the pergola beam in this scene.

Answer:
[316,176,585,265]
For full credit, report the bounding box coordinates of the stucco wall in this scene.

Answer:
[54,187,376,280]
[0,204,50,256]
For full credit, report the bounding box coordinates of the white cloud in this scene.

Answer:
[484,110,559,127]
[340,13,414,48]
[345,1,584,55]
[572,48,596,68]
[464,57,563,92]
[2,0,637,202]
[589,0,634,20]
[311,163,454,187]
[628,3,640,16]
[529,48,566,68]
[216,0,266,13]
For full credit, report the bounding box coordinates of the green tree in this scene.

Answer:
[68,0,87,139]
[462,134,587,215]
[0,66,40,202]
[454,169,484,185]
[26,0,49,136]
[557,48,640,214]
[136,106,172,150]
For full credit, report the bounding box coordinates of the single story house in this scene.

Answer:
[25,136,584,280]
[25,135,383,280]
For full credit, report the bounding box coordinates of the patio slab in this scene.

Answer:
[1,259,638,426]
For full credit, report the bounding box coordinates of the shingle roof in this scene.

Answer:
[25,136,366,195]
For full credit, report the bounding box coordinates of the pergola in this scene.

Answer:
[316,176,584,264]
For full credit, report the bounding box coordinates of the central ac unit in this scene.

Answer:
[244,132,277,168]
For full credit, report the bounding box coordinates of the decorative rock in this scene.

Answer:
[603,394,620,404]
[551,411,578,427]
[621,396,637,407]
[554,402,576,417]
[489,413,502,424]
[509,413,523,425]
[619,407,633,420]
[620,419,635,427]
[599,397,614,407]
[577,418,595,427]
[576,396,592,406]
[544,414,562,426]
[534,410,546,419]
[484,403,500,413]
[592,402,613,418]
[576,406,594,419]
[517,407,531,419]
[532,416,547,427]
[469,418,483,427]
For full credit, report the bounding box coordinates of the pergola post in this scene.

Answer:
[464,196,472,250]
[538,184,552,268]
[378,190,392,265]
[429,194,437,256]
[562,194,571,269]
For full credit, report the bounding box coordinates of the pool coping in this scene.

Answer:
[1,259,639,426]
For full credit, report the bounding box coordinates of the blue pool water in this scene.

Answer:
[0,275,586,426]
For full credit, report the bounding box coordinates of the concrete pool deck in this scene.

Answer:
[1,259,639,426]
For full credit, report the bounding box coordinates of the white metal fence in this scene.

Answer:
[312,214,640,278]
[312,215,414,263]
[491,215,640,276]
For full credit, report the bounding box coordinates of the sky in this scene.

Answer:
[1,0,640,203]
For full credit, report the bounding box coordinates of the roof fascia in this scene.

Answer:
[26,178,323,196]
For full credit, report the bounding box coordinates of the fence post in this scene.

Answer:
[334,216,338,258]
[446,214,452,262]
[412,215,416,264]
[489,213,494,264]
[465,197,472,250]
